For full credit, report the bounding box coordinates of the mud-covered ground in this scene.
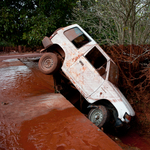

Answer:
[0,55,122,150]
[0,53,150,150]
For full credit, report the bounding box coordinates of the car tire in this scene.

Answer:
[38,53,60,75]
[88,105,109,127]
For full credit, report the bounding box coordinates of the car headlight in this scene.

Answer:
[124,112,131,123]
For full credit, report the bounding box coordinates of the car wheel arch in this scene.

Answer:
[45,44,65,60]
[88,99,118,120]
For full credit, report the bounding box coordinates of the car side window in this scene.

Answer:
[64,27,90,49]
[85,47,107,79]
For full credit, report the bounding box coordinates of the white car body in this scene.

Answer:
[41,24,135,124]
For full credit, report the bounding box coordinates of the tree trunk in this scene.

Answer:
[18,45,22,53]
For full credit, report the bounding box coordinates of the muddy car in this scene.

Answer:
[38,24,135,129]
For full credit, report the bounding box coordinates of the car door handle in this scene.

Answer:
[79,60,84,66]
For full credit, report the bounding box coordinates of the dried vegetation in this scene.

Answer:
[102,45,150,133]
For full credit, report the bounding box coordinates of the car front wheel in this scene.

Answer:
[38,53,60,75]
[88,105,109,127]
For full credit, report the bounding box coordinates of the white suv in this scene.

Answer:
[38,24,135,129]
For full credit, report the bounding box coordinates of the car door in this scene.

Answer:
[68,54,104,98]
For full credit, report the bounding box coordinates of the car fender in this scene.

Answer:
[86,81,135,121]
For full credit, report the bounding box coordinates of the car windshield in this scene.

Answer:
[64,27,90,48]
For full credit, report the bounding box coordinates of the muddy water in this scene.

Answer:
[0,58,122,150]
[0,58,54,102]
[119,130,150,150]
[0,58,54,149]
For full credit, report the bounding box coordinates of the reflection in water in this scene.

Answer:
[2,58,20,62]
[0,63,54,102]
[0,65,31,90]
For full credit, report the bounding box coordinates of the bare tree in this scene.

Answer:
[69,0,150,45]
